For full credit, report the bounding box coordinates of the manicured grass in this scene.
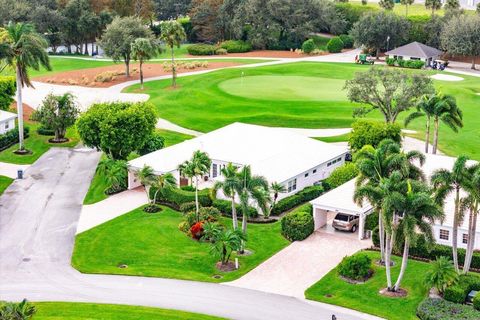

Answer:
[315,133,350,143]
[305,251,430,320]
[82,129,192,205]
[72,207,289,282]
[348,1,446,16]
[125,62,480,160]
[33,302,225,319]
[0,122,79,164]
[0,175,13,195]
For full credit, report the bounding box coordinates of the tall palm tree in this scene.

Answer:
[136,165,156,204]
[151,173,177,204]
[213,163,242,230]
[268,182,286,217]
[159,20,186,87]
[405,94,436,153]
[431,155,470,272]
[461,164,480,273]
[0,22,51,153]
[131,38,158,90]
[179,150,211,219]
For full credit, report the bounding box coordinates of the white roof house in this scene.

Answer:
[128,122,349,199]
[0,110,17,135]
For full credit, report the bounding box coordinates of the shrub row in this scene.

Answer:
[0,76,15,111]
[0,127,30,151]
[417,298,480,320]
[151,187,213,209]
[212,199,258,218]
[37,126,55,136]
[220,40,252,53]
[271,185,324,216]
[386,58,425,69]
[188,41,252,56]
[281,204,314,241]
[187,44,217,55]
[444,274,480,304]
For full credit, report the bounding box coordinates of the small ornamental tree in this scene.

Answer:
[131,38,159,89]
[76,101,156,160]
[35,93,80,142]
[159,20,186,87]
[425,0,442,16]
[301,39,316,54]
[348,120,402,151]
[400,0,414,16]
[379,0,394,10]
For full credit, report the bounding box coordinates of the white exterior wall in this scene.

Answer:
[433,224,480,251]
[0,119,15,135]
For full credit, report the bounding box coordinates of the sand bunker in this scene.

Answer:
[430,74,464,81]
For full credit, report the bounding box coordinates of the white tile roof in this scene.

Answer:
[0,110,17,122]
[128,122,348,183]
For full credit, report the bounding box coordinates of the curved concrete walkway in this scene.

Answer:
[0,161,29,179]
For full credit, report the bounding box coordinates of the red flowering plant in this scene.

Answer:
[190,221,204,240]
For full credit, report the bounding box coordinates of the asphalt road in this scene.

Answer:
[0,147,381,320]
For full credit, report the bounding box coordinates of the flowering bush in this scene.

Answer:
[190,221,204,239]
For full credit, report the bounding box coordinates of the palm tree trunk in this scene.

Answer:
[15,67,25,151]
[195,176,199,221]
[432,117,439,154]
[385,233,393,290]
[425,116,431,153]
[452,188,460,272]
[464,208,477,273]
[171,46,176,87]
[394,239,409,291]
[231,195,238,230]
[140,60,144,90]
[379,212,385,263]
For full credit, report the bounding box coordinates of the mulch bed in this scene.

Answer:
[379,287,408,297]
[216,261,237,272]
[32,61,241,88]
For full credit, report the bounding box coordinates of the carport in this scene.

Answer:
[310,179,373,240]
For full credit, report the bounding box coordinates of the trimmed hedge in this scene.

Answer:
[325,163,358,189]
[444,274,480,304]
[187,44,217,55]
[220,40,252,53]
[302,39,316,54]
[474,294,480,311]
[281,204,314,241]
[444,285,467,304]
[212,199,258,218]
[417,298,480,320]
[0,127,30,151]
[338,253,372,280]
[37,126,55,136]
[398,59,425,69]
[0,76,15,111]
[151,187,213,208]
[326,37,344,53]
[271,185,324,216]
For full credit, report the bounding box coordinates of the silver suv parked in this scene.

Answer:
[332,213,359,233]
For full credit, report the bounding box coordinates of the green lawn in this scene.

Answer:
[124,62,480,160]
[305,251,430,320]
[72,207,289,282]
[0,122,79,164]
[0,175,13,195]
[315,133,350,143]
[82,129,193,205]
[348,1,446,16]
[33,302,225,319]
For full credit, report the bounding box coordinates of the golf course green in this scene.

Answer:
[125,62,480,160]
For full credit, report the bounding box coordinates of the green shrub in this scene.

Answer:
[417,298,480,320]
[152,187,213,208]
[334,3,378,31]
[220,40,252,53]
[180,185,195,192]
[386,57,396,66]
[0,127,30,151]
[348,120,402,151]
[338,253,372,280]
[179,201,197,213]
[371,226,380,246]
[444,285,467,304]
[302,39,316,54]
[281,204,314,241]
[0,76,15,111]
[398,59,425,69]
[37,126,55,136]
[473,294,480,311]
[339,34,353,48]
[138,132,165,155]
[211,199,258,218]
[187,44,218,55]
[325,163,358,189]
[215,48,228,55]
[326,37,344,53]
[198,206,221,222]
[271,185,323,216]
[365,211,378,231]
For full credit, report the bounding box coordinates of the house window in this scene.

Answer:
[304,173,309,178]
[313,169,317,174]
[5,122,9,130]
[287,179,297,193]
[463,233,468,244]
[337,157,342,162]
[327,162,332,167]
[439,229,450,241]
[212,164,218,178]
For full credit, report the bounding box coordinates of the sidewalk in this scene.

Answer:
[0,162,30,179]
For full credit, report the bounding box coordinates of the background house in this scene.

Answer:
[0,110,17,135]
[128,122,349,200]
[385,41,443,66]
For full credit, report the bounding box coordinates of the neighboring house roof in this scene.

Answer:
[0,110,17,123]
[128,122,348,184]
[310,179,373,216]
[385,42,443,59]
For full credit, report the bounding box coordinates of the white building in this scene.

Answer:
[385,41,443,67]
[0,110,17,135]
[310,153,479,248]
[128,122,349,200]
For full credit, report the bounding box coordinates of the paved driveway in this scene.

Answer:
[227,229,372,298]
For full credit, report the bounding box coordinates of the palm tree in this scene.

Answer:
[136,165,156,204]
[213,163,242,230]
[424,256,459,295]
[0,299,36,319]
[268,182,286,217]
[405,94,436,153]
[431,94,463,154]
[210,228,246,266]
[131,38,158,90]
[97,158,128,193]
[179,150,211,219]
[151,173,177,204]
[431,155,470,272]
[461,164,480,273]
[159,20,186,87]
[0,22,51,153]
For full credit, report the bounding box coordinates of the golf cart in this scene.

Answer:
[431,59,449,71]
[355,54,375,65]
